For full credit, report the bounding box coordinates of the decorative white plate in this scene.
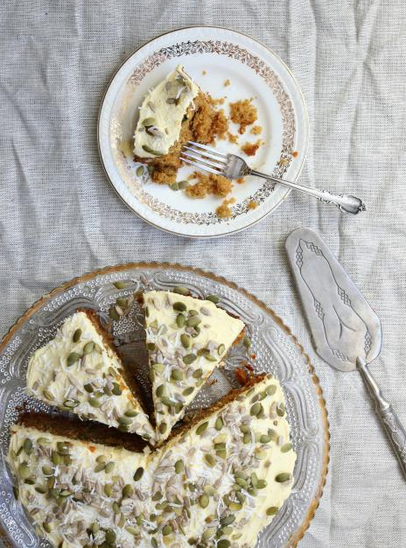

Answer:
[0,263,328,548]
[98,27,309,238]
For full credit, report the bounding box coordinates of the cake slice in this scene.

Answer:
[8,374,296,548]
[26,310,156,444]
[143,290,245,442]
[133,64,199,159]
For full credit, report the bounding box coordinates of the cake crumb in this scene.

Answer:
[230,99,258,134]
[292,150,299,158]
[228,132,239,144]
[248,200,258,210]
[236,177,245,184]
[251,125,262,135]
[216,197,235,219]
[241,139,262,156]
[224,79,231,87]
[186,172,232,199]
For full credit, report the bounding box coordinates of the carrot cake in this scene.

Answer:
[143,290,244,442]
[133,65,228,186]
[8,374,296,548]
[26,310,156,444]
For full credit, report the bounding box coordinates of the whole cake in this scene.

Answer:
[8,290,296,548]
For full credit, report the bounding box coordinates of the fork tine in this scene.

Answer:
[188,141,228,159]
[182,150,226,170]
[183,145,228,165]
[180,156,223,176]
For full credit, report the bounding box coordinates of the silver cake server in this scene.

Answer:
[285,227,406,479]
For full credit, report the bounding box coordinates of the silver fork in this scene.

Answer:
[181,141,366,214]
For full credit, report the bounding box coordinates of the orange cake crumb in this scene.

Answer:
[216,198,235,219]
[241,139,262,156]
[228,132,238,144]
[248,200,258,210]
[186,172,233,199]
[236,177,245,184]
[224,79,231,87]
[292,150,299,158]
[230,99,258,134]
[251,125,262,135]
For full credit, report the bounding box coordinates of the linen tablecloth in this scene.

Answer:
[1,1,406,546]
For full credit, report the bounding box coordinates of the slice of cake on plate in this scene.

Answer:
[8,374,296,548]
[133,64,228,185]
[26,310,156,444]
[143,290,245,442]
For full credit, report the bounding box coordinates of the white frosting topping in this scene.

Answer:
[26,311,156,443]
[144,291,245,442]
[8,375,296,548]
[133,65,199,158]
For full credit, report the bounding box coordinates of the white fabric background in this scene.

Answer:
[1,1,406,546]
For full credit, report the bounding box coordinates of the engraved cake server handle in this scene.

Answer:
[357,357,406,479]
[181,141,366,214]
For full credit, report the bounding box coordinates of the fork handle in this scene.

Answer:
[249,170,366,214]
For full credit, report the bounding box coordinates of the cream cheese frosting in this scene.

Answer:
[143,290,245,443]
[26,311,156,444]
[133,65,199,158]
[8,375,296,548]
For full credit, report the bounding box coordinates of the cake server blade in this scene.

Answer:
[285,227,406,479]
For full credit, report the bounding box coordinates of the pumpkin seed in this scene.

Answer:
[47,476,55,489]
[114,281,127,289]
[266,506,279,516]
[221,515,235,526]
[126,526,139,535]
[176,314,186,328]
[250,402,262,416]
[37,437,51,445]
[196,422,209,435]
[182,386,194,396]
[281,443,292,453]
[42,465,54,476]
[189,309,198,316]
[105,529,116,543]
[180,333,191,349]
[170,182,179,191]
[105,462,115,474]
[215,416,224,430]
[192,368,203,378]
[199,494,209,508]
[203,484,216,496]
[162,525,172,536]
[159,422,167,434]
[104,484,113,497]
[204,454,216,468]
[152,491,162,501]
[186,316,201,328]
[147,342,156,351]
[51,451,61,465]
[118,416,132,426]
[43,522,52,533]
[171,369,184,381]
[173,286,189,296]
[161,396,175,407]
[243,432,252,444]
[136,165,144,178]
[112,502,120,514]
[202,527,216,540]
[257,479,267,489]
[109,306,120,321]
[218,540,231,548]
[243,336,251,348]
[260,434,271,444]
[18,463,30,479]
[134,467,144,481]
[122,484,133,498]
[236,477,247,488]
[173,301,187,312]
[277,402,286,417]
[63,399,79,409]
[152,363,165,374]
[228,502,242,511]
[266,385,277,396]
[206,294,220,304]
[112,383,122,396]
[23,438,33,455]
[142,145,162,156]
[151,538,158,548]
[67,352,81,367]
[183,353,197,365]
[89,397,101,408]
[116,297,128,308]
[255,449,267,460]
[72,329,82,343]
[83,341,95,355]
[175,459,184,474]
[275,472,291,483]
[83,383,93,393]
[35,485,47,494]
[124,409,138,418]
[268,429,278,441]
[94,463,106,473]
